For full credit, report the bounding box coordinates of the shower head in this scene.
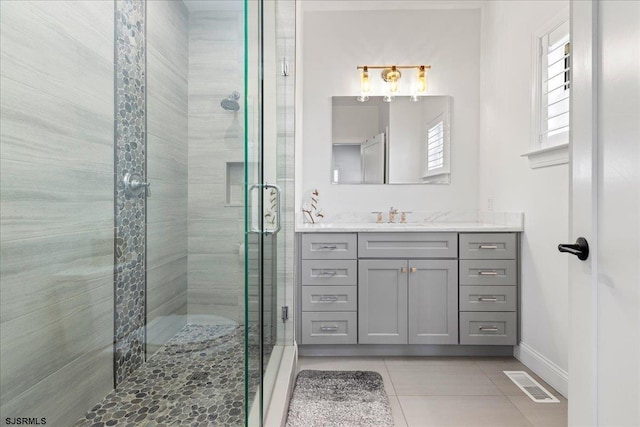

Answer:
[221,91,240,112]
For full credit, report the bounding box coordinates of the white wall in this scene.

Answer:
[300,7,480,216]
[479,0,569,395]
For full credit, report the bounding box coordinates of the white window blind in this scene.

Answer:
[540,21,570,146]
[425,120,444,176]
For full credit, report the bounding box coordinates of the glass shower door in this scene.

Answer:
[244,0,263,423]
[245,0,293,423]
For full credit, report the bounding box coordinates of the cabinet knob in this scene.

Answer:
[410,267,417,273]
[401,267,408,273]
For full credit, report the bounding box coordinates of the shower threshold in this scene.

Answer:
[75,323,259,427]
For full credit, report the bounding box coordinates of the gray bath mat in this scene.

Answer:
[285,370,394,427]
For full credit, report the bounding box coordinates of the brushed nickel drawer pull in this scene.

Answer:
[478,297,498,302]
[319,295,339,302]
[401,267,408,273]
[478,270,499,276]
[319,245,338,250]
[410,267,417,273]
[320,325,339,332]
[479,244,498,249]
[479,326,499,332]
[318,271,337,276]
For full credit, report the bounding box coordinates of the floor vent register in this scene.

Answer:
[504,371,560,403]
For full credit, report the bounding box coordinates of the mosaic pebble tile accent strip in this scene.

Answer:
[114,0,147,386]
[286,370,394,427]
[76,324,258,427]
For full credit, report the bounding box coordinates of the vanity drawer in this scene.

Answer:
[301,260,357,286]
[301,312,357,344]
[459,286,517,312]
[301,233,357,259]
[460,312,517,345]
[459,260,517,286]
[358,232,457,259]
[459,233,517,260]
[302,286,357,312]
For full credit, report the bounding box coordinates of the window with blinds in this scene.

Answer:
[424,118,445,178]
[540,20,570,147]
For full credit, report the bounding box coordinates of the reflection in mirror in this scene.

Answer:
[331,96,451,184]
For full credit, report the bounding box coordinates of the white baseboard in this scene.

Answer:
[514,342,568,398]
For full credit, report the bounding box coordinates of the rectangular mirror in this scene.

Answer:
[331,95,451,184]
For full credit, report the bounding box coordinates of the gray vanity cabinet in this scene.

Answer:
[358,260,409,344]
[358,259,458,345]
[300,233,358,345]
[458,233,518,345]
[298,231,519,351]
[408,260,458,344]
[358,232,459,345]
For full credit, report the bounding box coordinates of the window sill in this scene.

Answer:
[521,143,569,169]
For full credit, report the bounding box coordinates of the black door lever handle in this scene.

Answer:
[558,237,589,261]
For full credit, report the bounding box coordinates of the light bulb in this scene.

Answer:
[361,66,370,94]
[417,66,427,93]
[389,66,400,93]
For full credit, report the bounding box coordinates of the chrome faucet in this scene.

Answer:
[388,207,398,223]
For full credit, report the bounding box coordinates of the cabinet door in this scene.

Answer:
[408,260,458,344]
[358,259,408,344]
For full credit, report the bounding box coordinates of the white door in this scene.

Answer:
[569,1,640,426]
[361,132,385,184]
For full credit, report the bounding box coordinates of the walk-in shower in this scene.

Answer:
[0,0,295,425]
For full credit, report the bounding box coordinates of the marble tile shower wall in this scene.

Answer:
[0,1,115,425]
[146,0,189,356]
[187,10,245,322]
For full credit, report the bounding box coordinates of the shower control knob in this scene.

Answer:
[123,172,151,197]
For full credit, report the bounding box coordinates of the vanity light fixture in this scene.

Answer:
[357,64,431,101]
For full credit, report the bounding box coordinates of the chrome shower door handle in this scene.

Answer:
[123,172,151,197]
[263,182,282,236]
[248,184,261,234]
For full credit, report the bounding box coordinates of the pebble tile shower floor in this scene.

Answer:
[76,324,259,427]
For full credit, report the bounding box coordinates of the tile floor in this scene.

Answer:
[296,356,567,427]
[76,324,265,427]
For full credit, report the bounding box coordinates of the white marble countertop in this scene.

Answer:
[294,211,524,233]
[295,222,523,233]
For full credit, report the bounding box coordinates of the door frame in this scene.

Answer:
[568,1,599,424]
